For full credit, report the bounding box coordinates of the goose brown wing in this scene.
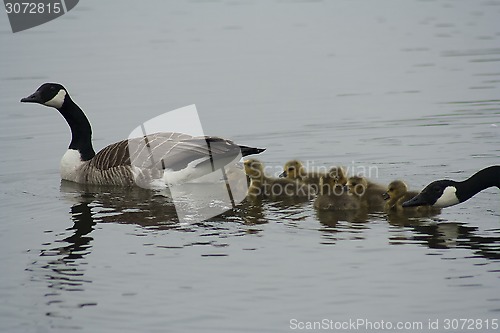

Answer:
[129,135,242,172]
[89,132,241,172]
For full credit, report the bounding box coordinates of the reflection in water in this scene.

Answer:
[60,181,179,228]
[26,195,97,320]
[27,180,500,321]
[387,213,500,260]
[21,177,499,330]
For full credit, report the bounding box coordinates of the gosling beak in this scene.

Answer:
[382,192,390,200]
[20,90,42,104]
[402,194,426,208]
[279,171,287,178]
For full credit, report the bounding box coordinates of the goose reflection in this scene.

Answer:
[387,215,500,260]
[60,180,180,227]
[34,196,95,288]
[25,192,97,317]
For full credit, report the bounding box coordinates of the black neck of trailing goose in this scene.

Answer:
[57,97,96,161]
[458,166,500,202]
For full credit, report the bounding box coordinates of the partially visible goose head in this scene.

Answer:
[21,83,68,109]
[402,165,500,208]
[402,180,459,208]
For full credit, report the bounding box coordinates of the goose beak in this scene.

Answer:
[402,194,426,207]
[21,90,42,103]
[279,171,287,178]
[382,192,390,200]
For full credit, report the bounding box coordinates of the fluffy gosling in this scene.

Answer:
[383,180,440,214]
[244,159,314,200]
[314,173,364,211]
[346,176,386,210]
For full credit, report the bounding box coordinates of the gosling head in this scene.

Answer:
[21,83,69,109]
[279,160,305,180]
[382,180,408,201]
[346,176,368,197]
[244,159,265,180]
[327,166,347,186]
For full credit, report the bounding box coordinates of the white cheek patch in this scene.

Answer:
[434,186,460,208]
[44,89,67,108]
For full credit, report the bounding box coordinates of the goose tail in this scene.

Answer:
[239,145,266,157]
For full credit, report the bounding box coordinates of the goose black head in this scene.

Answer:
[21,83,68,109]
[402,180,459,208]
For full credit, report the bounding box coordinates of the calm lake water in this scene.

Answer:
[1,1,499,332]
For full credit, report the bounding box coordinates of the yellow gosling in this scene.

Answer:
[280,160,326,186]
[346,176,386,210]
[327,166,348,186]
[314,175,366,211]
[383,180,441,214]
[244,159,314,200]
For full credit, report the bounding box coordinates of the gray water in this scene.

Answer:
[1,1,500,332]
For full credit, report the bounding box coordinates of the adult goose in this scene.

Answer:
[402,166,500,208]
[21,83,265,187]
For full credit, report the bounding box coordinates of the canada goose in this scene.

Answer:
[402,165,500,208]
[346,176,386,210]
[21,83,265,187]
[314,175,365,211]
[244,159,314,199]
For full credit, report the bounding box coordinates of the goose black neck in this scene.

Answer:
[57,97,96,161]
[457,166,500,202]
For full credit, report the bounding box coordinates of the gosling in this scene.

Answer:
[280,160,347,191]
[346,176,386,210]
[244,159,314,200]
[314,173,364,211]
[383,180,440,213]
[279,160,327,185]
